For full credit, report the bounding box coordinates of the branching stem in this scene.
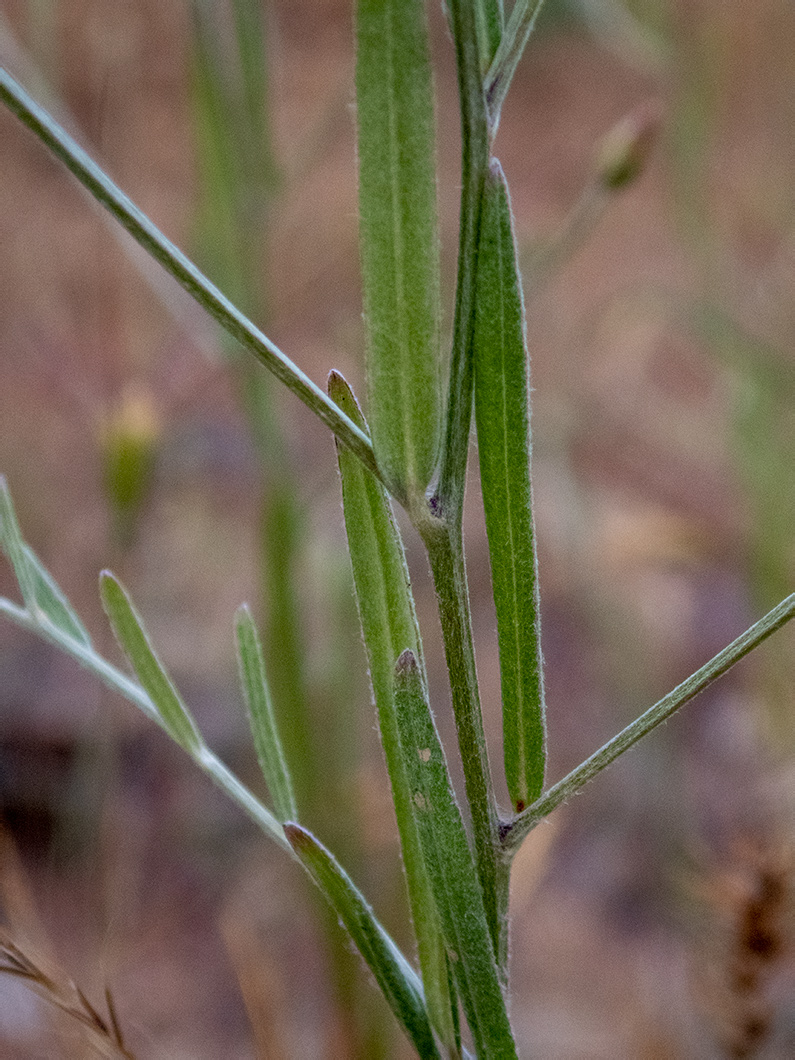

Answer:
[501,593,795,858]
[0,67,377,479]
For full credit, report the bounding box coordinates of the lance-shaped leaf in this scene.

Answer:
[0,475,36,614]
[99,572,203,755]
[329,371,456,1049]
[285,823,441,1059]
[394,650,518,1059]
[0,477,92,647]
[355,0,441,501]
[475,0,504,74]
[473,160,546,812]
[234,604,297,822]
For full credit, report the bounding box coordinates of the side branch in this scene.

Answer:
[501,593,795,857]
[0,68,377,477]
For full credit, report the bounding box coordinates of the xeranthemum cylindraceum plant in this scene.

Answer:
[1,1,794,1055]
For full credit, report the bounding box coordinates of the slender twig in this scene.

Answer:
[0,933,136,1058]
[0,596,292,853]
[501,593,795,857]
[0,67,377,479]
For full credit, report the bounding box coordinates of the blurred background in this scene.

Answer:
[0,0,793,1056]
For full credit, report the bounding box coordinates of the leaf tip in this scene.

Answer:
[328,371,367,432]
[394,648,419,679]
[98,570,118,597]
[283,822,308,852]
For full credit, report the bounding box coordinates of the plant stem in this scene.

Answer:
[0,67,376,478]
[427,0,513,976]
[436,0,491,529]
[420,517,505,971]
[501,592,795,858]
[0,596,291,854]
[485,0,548,132]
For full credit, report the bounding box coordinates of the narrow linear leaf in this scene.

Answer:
[394,650,517,1059]
[0,479,92,646]
[1,592,291,854]
[474,160,546,811]
[356,0,441,501]
[285,823,441,1060]
[99,572,203,755]
[329,371,456,1050]
[235,604,297,822]
[0,476,36,612]
[475,0,504,74]
[485,0,548,128]
[22,545,93,648]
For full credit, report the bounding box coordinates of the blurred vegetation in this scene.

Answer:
[0,0,792,1056]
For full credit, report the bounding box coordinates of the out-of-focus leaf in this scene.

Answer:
[394,650,517,1059]
[473,160,545,811]
[355,0,441,501]
[99,572,203,755]
[285,823,441,1060]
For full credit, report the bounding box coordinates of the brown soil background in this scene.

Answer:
[0,1,793,1056]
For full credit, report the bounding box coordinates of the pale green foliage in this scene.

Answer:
[473,162,545,811]
[355,0,441,501]
[1,2,793,1057]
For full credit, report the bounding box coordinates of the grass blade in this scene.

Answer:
[355,0,441,502]
[285,823,441,1060]
[234,604,297,822]
[329,372,457,1050]
[99,572,203,755]
[474,160,546,812]
[0,68,376,477]
[394,650,517,1059]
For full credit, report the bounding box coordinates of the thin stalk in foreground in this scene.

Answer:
[0,67,376,478]
[501,593,795,857]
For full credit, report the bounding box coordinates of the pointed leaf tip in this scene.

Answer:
[395,648,419,678]
[100,570,203,755]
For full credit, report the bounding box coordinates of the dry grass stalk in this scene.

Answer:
[0,930,134,1059]
[697,840,794,1059]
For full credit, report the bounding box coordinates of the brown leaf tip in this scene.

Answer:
[395,648,419,678]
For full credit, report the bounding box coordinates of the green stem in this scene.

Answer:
[436,0,492,529]
[501,592,795,858]
[485,0,548,132]
[0,67,376,478]
[0,596,291,854]
[420,518,505,972]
